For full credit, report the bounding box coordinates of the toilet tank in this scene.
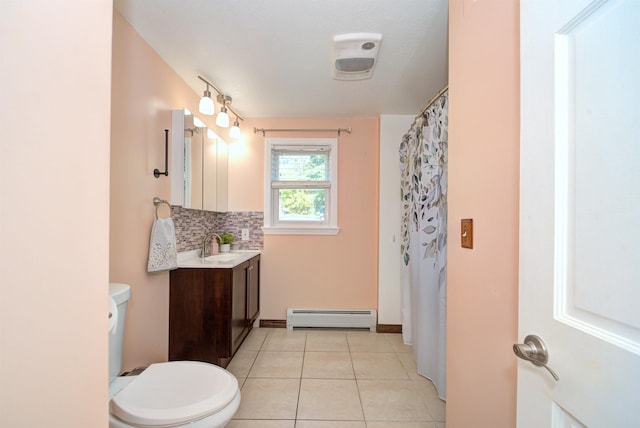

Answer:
[109,283,131,383]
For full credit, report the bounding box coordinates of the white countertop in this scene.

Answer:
[177,250,261,269]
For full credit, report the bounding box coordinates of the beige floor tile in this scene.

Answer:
[234,378,300,420]
[397,352,423,380]
[248,351,303,378]
[351,352,410,380]
[302,351,354,379]
[346,332,394,352]
[226,349,258,378]
[297,379,364,421]
[413,376,441,400]
[412,378,445,421]
[235,376,246,389]
[384,333,413,353]
[226,420,295,427]
[231,331,446,425]
[262,330,307,351]
[358,380,433,422]
[425,395,446,422]
[366,423,441,428]
[296,421,366,427]
[305,331,349,351]
[239,328,270,351]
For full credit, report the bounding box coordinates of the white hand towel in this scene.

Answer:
[147,218,178,272]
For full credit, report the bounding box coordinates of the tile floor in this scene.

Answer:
[225,328,446,428]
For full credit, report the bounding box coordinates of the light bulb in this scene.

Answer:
[229,120,241,139]
[216,106,230,128]
[193,116,205,128]
[199,97,215,116]
[199,94,214,115]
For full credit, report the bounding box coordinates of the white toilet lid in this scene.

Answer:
[110,361,238,427]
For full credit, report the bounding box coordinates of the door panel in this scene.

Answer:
[555,0,640,352]
[519,0,640,426]
[247,256,260,323]
[231,262,248,353]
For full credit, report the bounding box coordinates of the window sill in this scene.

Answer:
[262,226,340,236]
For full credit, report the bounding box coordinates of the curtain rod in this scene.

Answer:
[417,85,449,118]
[253,127,352,136]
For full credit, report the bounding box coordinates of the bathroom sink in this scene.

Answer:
[177,250,261,269]
[204,254,240,262]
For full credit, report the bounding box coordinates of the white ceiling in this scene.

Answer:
[113,0,449,118]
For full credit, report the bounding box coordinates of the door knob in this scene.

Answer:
[513,334,559,381]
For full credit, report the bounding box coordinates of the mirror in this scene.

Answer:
[170,109,203,209]
[204,129,228,212]
[184,113,204,209]
[171,109,228,212]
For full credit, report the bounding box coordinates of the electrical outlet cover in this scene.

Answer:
[461,219,473,249]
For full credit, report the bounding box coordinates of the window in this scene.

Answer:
[264,138,339,235]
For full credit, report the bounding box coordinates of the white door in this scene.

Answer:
[519,0,640,427]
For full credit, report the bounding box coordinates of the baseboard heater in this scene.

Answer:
[287,308,377,331]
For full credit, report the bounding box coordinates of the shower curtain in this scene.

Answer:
[399,91,448,400]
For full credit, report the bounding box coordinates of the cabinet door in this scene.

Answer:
[170,268,232,365]
[247,256,260,324]
[231,262,248,354]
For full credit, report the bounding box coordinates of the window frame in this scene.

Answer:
[263,138,339,235]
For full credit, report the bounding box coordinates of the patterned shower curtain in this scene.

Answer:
[399,91,448,400]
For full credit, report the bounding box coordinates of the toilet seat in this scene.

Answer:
[110,361,238,427]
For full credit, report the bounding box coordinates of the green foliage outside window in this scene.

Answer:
[279,189,325,220]
[277,153,328,220]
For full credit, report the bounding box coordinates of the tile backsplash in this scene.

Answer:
[217,211,264,250]
[171,206,264,252]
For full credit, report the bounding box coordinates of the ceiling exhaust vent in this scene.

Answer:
[332,33,382,80]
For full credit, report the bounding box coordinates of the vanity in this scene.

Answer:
[167,109,258,367]
[169,251,260,368]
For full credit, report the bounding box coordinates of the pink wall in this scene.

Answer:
[0,2,112,427]
[446,0,520,426]
[110,11,220,370]
[229,118,380,319]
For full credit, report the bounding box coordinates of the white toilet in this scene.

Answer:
[109,283,241,428]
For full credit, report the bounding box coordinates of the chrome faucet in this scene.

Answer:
[201,232,222,258]
[201,233,212,258]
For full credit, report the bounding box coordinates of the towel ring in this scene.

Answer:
[153,197,171,219]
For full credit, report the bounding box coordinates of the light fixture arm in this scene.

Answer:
[197,75,224,100]
[197,75,244,121]
[230,108,244,122]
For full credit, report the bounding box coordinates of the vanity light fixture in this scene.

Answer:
[198,76,244,138]
[229,118,241,139]
[197,75,244,137]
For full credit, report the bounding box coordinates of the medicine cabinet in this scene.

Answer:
[170,109,228,212]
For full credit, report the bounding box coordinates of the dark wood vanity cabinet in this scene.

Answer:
[169,255,260,368]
